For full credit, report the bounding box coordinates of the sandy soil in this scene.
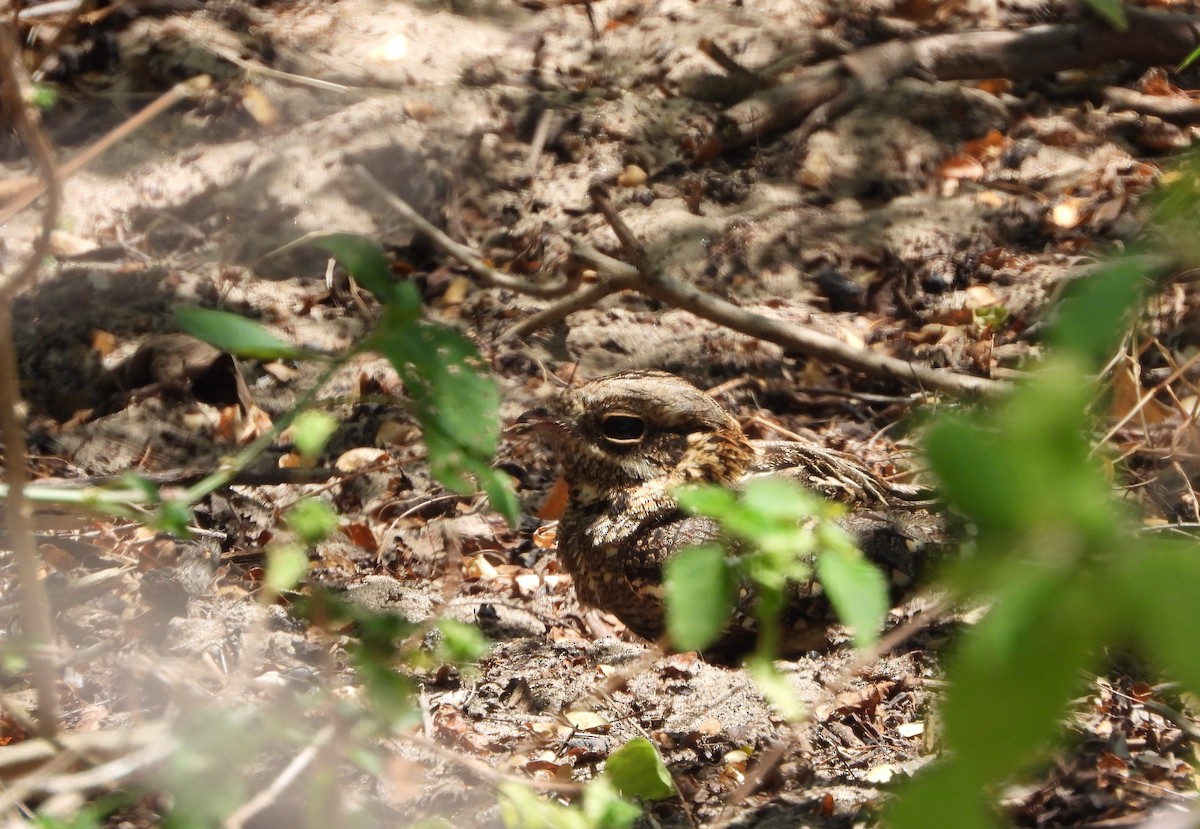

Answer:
[3,0,1199,826]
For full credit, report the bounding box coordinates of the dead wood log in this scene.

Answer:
[715,7,1200,150]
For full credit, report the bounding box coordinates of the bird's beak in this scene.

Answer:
[506,406,567,439]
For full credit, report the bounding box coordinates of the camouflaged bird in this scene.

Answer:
[521,370,940,650]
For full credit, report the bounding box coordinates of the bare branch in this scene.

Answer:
[352,164,580,300]
[584,186,1008,399]
[0,23,63,737]
[715,7,1200,150]
[0,75,210,227]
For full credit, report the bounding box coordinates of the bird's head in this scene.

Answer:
[519,370,755,502]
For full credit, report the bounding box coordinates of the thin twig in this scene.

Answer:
[224,724,336,829]
[351,164,580,299]
[0,24,62,737]
[0,75,211,226]
[576,188,1006,399]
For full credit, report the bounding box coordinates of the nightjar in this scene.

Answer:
[520,370,940,652]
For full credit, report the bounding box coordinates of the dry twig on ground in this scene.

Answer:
[359,172,1006,399]
[711,7,1200,150]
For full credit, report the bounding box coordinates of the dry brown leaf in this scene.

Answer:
[964,284,1001,308]
[533,523,559,549]
[537,477,570,520]
[564,710,610,732]
[262,360,300,382]
[618,164,648,187]
[975,78,1013,96]
[939,153,985,180]
[241,85,279,128]
[336,447,388,472]
[1109,364,1174,426]
[442,276,471,306]
[464,555,500,580]
[342,522,379,552]
[376,419,417,446]
[514,572,541,597]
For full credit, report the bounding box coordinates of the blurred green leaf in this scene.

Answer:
[370,318,516,525]
[926,359,1116,546]
[265,543,310,593]
[1082,0,1126,29]
[815,544,887,649]
[286,498,338,545]
[478,466,521,527]
[1046,260,1144,367]
[435,618,489,664]
[175,307,311,360]
[676,483,739,519]
[1116,540,1200,694]
[747,656,805,721]
[581,780,643,829]
[941,569,1098,781]
[354,660,419,728]
[604,738,675,801]
[310,232,396,305]
[887,761,1000,829]
[500,779,640,829]
[664,544,734,652]
[153,499,193,537]
[292,410,338,461]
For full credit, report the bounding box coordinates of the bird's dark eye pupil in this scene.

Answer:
[602,414,646,443]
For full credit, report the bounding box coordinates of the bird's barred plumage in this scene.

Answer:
[522,370,940,651]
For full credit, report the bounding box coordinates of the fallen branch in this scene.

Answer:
[352,164,581,300]
[714,7,1200,150]
[363,177,1005,399]
[534,186,1006,399]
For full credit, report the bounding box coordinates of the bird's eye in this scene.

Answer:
[601,413,646,444]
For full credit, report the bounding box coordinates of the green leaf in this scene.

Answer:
[604,738,676,801]
[153,499,193,537]
[1046,260,1144,367]
[1082,0,1126,30]
[887,761,999,829]
[581,779,643,829]
[286,498,338,545]
[478,467,519,527]
[175,307,311,360]
[310,232,397,304]
[664,544,735,652]
[354,659,419,728]
[1179,43,1200,72]
[500,783,589,829]
[747,656,805,721]
[435,618,489,664]
[369,319,516,524]
[119,473,161,503]
[939,570,1098,781]
[926,359,1115,544]
[1115,540,1200,694]
[291,410,339,460]
[311,233,424,323]
[676,483,739,519]
[815,545,888,649]
[265,543,310,593]
[738,476,821,523]
[30,83,59,110]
